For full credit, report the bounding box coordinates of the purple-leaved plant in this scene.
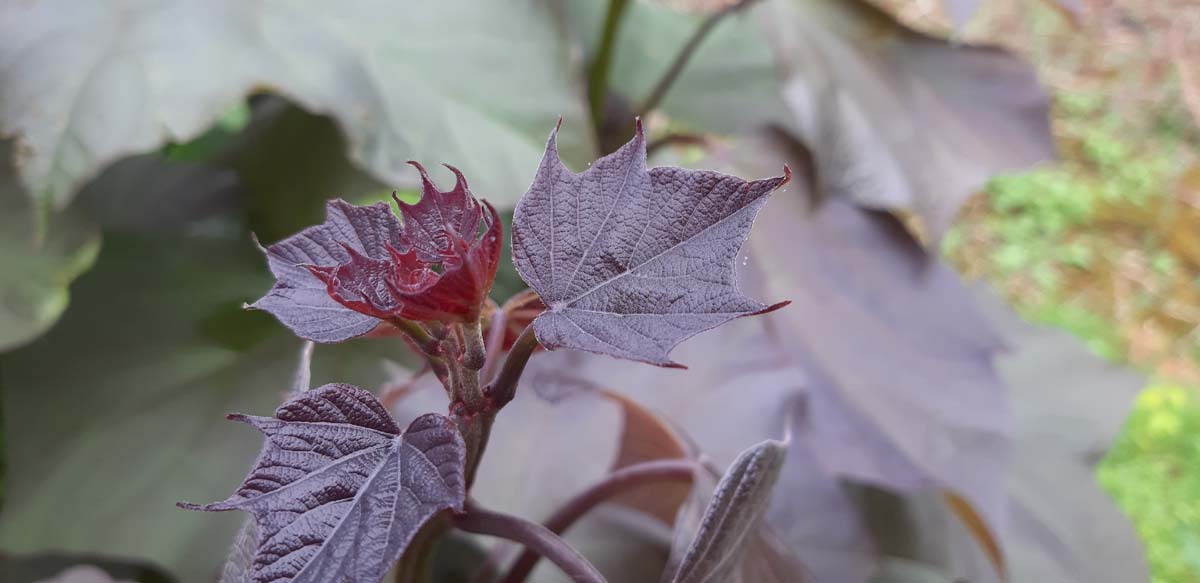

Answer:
[181,121,792,583]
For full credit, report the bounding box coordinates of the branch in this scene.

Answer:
[588,0,632,139]
[636,0,758,116]
[498,459,697,583]
[484,324,539,411]
[452,503,607,583]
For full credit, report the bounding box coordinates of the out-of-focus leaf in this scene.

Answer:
[601,389,693,525]
[664,439,787,583]
[181,385,467,583]
[0,553,172,583]
[565,0,789,134]
[863,290,1148,583]
[981,289,1147,583]
[869,558,956,583]
[511,121,789,366]
[35,565,135,583]
[757,0,1055,240]
[212,100,388,243]
[74,155,242,231]
[0,142,100,352]
[0,232,410,580]
[530,318,874,582]
[745,178,1010,531]
[0,0,593,210]
[660,132,1010,578]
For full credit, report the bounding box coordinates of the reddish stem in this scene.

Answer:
[453,502,607,583]
[498,459,697,583]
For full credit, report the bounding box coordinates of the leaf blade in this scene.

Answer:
[512,122,789,366]
[182,384,466,583]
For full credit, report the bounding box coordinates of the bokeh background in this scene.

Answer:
[1,0,1198,582]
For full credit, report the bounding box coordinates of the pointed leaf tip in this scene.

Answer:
[182,385,466,583]
[511,123,787,366]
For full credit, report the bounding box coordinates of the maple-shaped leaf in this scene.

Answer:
[251,164,502,342]
[179,383,467,583]
[511,121,790,366]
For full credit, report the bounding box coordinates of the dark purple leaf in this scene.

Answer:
[528,324,856,582]
[179,384,466,583]
[757,0,1055,241]
[251,200,403,343]
[251,167,502,341]
[511,121,790,367]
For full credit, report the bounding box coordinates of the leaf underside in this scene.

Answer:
[511,121,790,367]
[180,383,466,583]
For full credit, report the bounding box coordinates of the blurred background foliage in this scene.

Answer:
[882,1,1200,581]
[1,0,1198,581]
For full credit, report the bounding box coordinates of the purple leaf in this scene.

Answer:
[251,170,503,341]
[757,0,1055,241]
[511,121,790,367]
[179,384,466,583]
[251,200,404,343]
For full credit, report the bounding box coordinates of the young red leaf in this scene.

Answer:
[511,120,790,367]
[251,166,502,342]
[178,384,466,583]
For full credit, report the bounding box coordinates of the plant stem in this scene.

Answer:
[636,0,757,116]
[452,503,607,583]
[392,318,443,356]
[480,308,507,384]
[498,459,697,583]
[588,0,632,139]
[484,325,540,411]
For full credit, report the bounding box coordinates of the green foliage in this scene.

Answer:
[1100,384,1200,583]
[1026,302,1126,361]
[947,73,1200,583]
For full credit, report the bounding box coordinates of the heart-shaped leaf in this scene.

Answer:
[511,121,790,366]
[181,383,466,583]
[665,439,787,583]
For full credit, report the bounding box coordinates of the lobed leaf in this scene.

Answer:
[180,384,467,583]
[511,121,790,366]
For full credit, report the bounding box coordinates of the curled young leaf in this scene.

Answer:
[179,384,467,583]
[251,166,502,342]
[666,439,788,583]
[511,121,790,367]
